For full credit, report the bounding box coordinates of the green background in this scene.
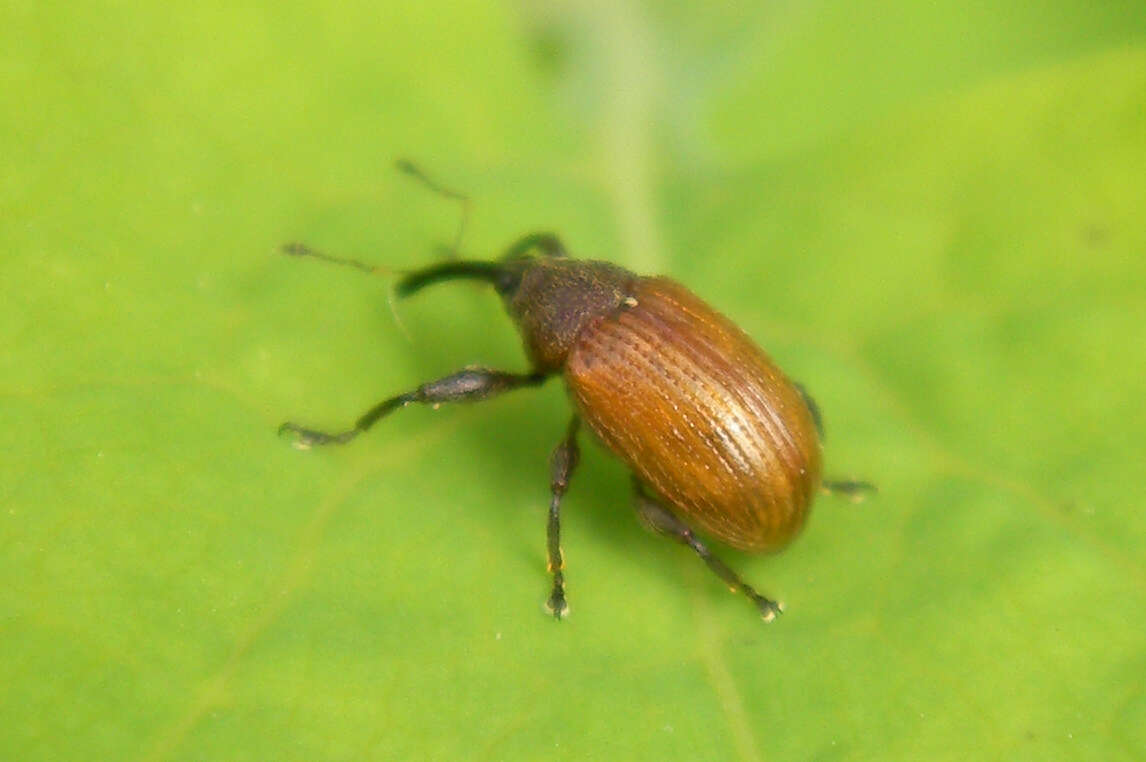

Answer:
[3,1,1144,759]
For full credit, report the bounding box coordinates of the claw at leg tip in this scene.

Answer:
[277,423,313,450]
[544,599,569,620]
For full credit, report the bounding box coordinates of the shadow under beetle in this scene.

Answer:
[279,162,874,623]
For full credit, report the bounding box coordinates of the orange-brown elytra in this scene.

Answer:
[279,162,874,623]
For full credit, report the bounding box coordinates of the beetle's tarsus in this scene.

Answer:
[545,586,569,620]
[822,480,878,502]
[278,422,356,448]
[752,595,783,623]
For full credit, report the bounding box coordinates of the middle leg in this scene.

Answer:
[544,416,580,619]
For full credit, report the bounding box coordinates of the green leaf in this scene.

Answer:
[3,1,1144,760]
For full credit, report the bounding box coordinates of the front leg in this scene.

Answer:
[280,367,549,448]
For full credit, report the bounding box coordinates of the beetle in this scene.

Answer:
[279,163,873,622]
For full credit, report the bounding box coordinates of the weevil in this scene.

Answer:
[279,163,873,622]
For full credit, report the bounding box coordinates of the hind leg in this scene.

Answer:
[633,484,782,623]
